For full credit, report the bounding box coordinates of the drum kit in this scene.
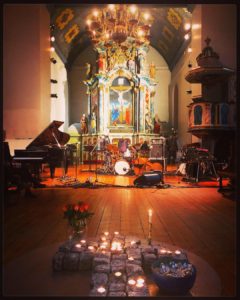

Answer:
[90,137,156,176]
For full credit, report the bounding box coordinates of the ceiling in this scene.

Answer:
[47,4,194,71]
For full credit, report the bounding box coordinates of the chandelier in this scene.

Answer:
[85,4,153,48]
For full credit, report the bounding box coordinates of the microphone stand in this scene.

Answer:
[90,141,99,183]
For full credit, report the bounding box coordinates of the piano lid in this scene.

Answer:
[26,120,70,149]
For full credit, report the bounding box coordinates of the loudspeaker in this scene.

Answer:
[133,171,163,186]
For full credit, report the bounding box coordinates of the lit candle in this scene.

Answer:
[137,278,145,285]
[160,249,167,254]
[114,271,122,277]
[167,250,172,254]
[114,231,119,235]
[104,231,109,236]
[136,282,144,288]
[88,246,94,251]
[80,239,86,244]
[148,209,153,223]
[175,250,181,255]
[75,243,81,248]
[128,256,134,261]
[128,279,136,286]
[131,240,136,245]
[97,286,106,294]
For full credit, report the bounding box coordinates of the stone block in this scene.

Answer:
[111,260,126,273]
[94,263,111,274]
[108,291,127,297]
[142,253,157,271]
[112,253,127,261]
[109,272,127,284]
[126,263,144,277]
[52,251,65,271]
[93,257,111,269]
[89,287,108,297]
[109,282,126,292]
[63,252,80,271]
[79,250,94,270]
[91,272,108,288]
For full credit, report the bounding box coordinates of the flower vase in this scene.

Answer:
[67,219,87,241]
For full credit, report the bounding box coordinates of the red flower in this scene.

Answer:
[79,206,85,212]
[74,205,79,211]
[84,204,89,211]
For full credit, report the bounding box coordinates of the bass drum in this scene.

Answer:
[114,160,130,175]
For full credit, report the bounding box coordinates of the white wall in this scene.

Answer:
[50,51,69,132]
[145,46,171,122]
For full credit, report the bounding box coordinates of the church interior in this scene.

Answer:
[2,3,238,298]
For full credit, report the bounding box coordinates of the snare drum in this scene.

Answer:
[114,159,130,175]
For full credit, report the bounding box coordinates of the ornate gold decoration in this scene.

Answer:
[64,24,80,44]
[85,4,153,49]
[167,8,182,30]
[56,8,74,30]
[158,40,168,53]
[162,26,174,43]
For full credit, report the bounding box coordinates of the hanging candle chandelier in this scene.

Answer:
[85,4,153,48]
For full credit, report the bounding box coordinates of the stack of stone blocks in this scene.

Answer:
[52,234,185,297]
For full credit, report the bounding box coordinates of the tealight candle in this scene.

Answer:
[167,250,172,254]
[75,243,81,248]
[104,231,109,236]
[80,240,86,244]
[175,250,181,255]
[128,279,136,285]
[114,271,122,277]
[137,278,145,285]
[97,286,106,294]
[101,236,107,241]
[131,240,136,245]
[114,231,119,235]
[160,249,167,254]
[88,246,94,251]
[136,282,144,288]
[128,256,134,261]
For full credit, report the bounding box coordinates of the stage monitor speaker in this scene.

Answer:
[133,171,163,186]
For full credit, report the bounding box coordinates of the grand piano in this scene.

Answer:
[13,120,73,179]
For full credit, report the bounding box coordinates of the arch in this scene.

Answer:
[220,103,229,125]
[194,105,202,125]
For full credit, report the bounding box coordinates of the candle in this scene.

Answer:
[128,256,134,261]
[136,282,144,288]
[97,286,106,294]
[160,249,167,254]
[148,209,153,223]
[128,279,136,285]
[137,278,145,285]
[131,240,136,245]
[175,250,181,255]
[80,239,86,244]
[114,271,122,277]
[101,236,107,241]
[104,231,109,236]
[114,231,119,235]
[75,243,81,248]
[88,246,94,251]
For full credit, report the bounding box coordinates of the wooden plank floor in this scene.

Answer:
[3,166,236,296]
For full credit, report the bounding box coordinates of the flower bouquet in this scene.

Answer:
[63,201,94,239]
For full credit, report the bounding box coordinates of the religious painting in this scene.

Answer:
[109,77,133,127]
